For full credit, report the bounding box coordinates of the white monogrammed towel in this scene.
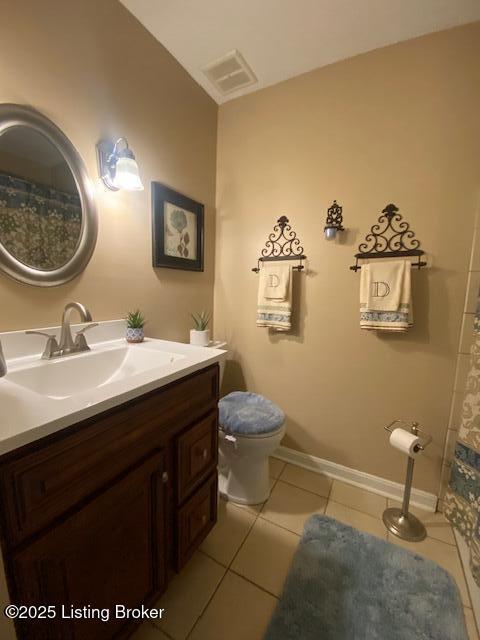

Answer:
[361,261,405,312]
[360,260,412,331]
[257,263,292,331]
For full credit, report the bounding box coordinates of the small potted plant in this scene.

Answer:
[190,311,211,347]
[125,309,146,343]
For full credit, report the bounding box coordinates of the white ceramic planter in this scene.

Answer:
[190,329,210,347]
[126,327,144,343]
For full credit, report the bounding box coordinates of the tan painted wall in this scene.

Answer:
[0,0,217,341]
[215,23,480,494]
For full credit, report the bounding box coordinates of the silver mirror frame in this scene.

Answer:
[0,104,97,286]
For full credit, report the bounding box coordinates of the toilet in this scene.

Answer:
[212,343,285,504]
[218,409,285,505]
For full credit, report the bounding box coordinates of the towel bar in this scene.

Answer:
[252,255,305,273]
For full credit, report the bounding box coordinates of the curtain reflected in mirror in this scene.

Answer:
[0,126,82,271]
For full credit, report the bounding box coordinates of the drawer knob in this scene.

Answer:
[201,514,207,525]
[162,471,169,484]
[202,448,208,461]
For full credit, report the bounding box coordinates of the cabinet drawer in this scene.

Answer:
[0,365,218,546]
[177,412,218,504]
[176,472,217,570]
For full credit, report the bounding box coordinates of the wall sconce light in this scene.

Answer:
[96,137,144,191]
[324,200,344,240]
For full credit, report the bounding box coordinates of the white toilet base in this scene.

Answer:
[218,425,285,505]
[218,455,271,505]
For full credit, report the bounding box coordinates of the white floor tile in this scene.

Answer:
[260,480,327,535]
[326,500,387,539]
[154,552,225,640]
[131,622,171,640]
[329,480,387,518]
[464,607,479,640]
[200,499,256,567]
[231,517,299,596]
[189,572,277,640]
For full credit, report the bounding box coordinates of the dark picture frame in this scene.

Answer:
[152,182,204,271]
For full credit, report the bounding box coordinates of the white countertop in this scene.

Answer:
[0,320,226,455]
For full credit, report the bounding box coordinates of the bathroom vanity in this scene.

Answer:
[0,321,226,639]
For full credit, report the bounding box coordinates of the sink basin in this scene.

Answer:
[0,319,227,456]
[7,345,185,400]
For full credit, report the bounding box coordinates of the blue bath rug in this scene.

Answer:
[264,515,468,640]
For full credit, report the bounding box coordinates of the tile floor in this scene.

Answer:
[132,458,479,640]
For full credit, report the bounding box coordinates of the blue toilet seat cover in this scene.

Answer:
[219,391,285,436]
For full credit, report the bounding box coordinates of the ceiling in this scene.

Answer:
[120,0,480,104]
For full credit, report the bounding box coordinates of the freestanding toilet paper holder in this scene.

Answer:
[382,419,432,542]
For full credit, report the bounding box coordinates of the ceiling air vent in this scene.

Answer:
[202,50,257,96]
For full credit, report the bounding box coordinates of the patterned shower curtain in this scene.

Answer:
[0,172,81,270]
[445,303,480,586]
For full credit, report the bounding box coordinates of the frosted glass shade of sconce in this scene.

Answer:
[97,137,144,191]
[324,226,337,240]
[112,156,144,191]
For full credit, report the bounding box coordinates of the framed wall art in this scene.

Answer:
[152,182,204,271]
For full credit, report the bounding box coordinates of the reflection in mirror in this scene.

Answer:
[0,127,82,271]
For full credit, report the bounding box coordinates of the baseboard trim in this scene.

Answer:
[274,445,438,512]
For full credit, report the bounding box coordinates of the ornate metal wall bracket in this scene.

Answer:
[350,203,427,272]
[324,200,344,238]
[252,216,306,272]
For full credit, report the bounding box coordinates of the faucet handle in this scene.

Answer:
[25,331,60,359]
[25,330,56,339]
[74,323,99,336]
[74,323,99,350]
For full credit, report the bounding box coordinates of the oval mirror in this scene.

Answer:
[0,105,97,286]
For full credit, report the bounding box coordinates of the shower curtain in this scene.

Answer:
[0,172,81,270]
[445,301,480,586]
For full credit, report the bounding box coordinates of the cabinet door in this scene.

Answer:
[12,452,167,640]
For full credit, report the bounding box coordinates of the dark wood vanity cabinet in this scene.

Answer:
[0,364,219,640]
[12,452,168,640]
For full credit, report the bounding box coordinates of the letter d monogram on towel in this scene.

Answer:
[371,281,391,298]
[267,274,280,288]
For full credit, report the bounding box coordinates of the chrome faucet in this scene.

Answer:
[0,340,6,377]
[59,302,93,353]
[26,302,98,360]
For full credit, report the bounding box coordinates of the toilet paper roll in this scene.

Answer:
[389,428,422,457]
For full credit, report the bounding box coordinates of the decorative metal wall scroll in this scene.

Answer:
[324,200,344,239]
[252,216,306,273]
[350,203,426,272]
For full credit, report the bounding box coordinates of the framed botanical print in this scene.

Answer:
[152,182,204,271]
